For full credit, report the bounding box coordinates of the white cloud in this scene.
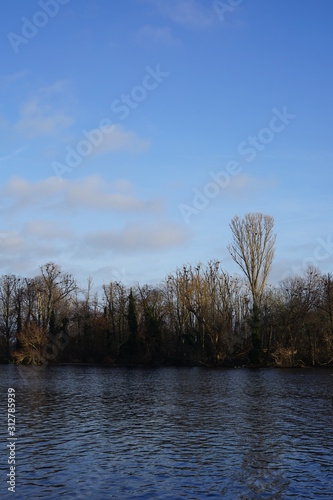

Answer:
[225,174,277,200]
[136,25,182,46]
[154,0,215,29]
[0,199,189,280]
[92,125,150,155]
[15,98,72,138]
[3,175,163,213]
[4,176,64,210]
[82,221,189,255]
[0,231,64,276]
[23,220,73,241]
[63,175,162,212]
[14,80,73,138]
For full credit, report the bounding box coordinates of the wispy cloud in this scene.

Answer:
[225,173,278,200]
[3,176,64,211]
[14,80,73,138]
[22,220,73,241]
[92,125,150,155]
[0,227,69,276]
[82,221,189,255]
[154,0,215,29]
[0,218,190,278]
[38,80,71,96]
[0,70,28,87]
[15,98,72,138]
[0,145,27,163]
[3,175,163,214]
[136,25,182,46]
[63,175,161,212]
[0,175,189,277]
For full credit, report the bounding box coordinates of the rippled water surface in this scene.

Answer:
[1,365,333,499]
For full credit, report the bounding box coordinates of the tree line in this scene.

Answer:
[1,213,332,367]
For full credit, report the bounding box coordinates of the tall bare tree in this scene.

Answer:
[37,262,77,329]
[228,213,276,364]
[228,212,276,307]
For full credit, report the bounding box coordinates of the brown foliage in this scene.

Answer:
[12,324,47,365]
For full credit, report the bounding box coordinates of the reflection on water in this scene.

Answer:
[0,365,333,499]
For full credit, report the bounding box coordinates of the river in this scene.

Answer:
[0,365,332,499]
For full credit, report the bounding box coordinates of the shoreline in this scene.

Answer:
[2,360,333,370]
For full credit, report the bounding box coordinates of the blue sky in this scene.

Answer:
[0,0,333,289]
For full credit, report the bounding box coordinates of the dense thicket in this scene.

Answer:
[0,261,332,367]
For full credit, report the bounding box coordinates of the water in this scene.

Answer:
[0,365,332,499]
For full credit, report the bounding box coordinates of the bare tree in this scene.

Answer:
[228,212,276,307]
[37,262,77,329]
[228,213,276,364]
[0,275,17,359]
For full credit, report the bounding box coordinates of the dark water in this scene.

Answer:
[0,365,333,499]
